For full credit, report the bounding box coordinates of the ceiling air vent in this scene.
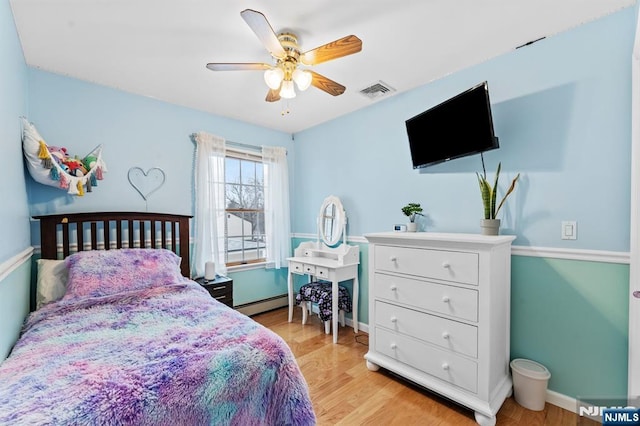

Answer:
[359,81,396,100]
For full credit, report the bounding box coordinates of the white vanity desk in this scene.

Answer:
[287,196,360,344]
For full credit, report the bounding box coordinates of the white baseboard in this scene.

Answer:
[546,389,576,412]
[545,390,606,423]
[345,317,369,334]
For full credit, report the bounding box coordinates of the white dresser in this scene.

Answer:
[364,232,516,426]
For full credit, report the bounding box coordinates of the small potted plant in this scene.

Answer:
[476,162,520,235]
[401,202,424,232]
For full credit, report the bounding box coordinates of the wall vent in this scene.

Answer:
[359,81,396,100]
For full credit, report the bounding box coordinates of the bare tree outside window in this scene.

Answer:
[224,155,266,265]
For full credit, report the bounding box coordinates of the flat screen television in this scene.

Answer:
[405,81,499,169]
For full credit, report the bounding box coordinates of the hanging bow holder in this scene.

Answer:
[21,117,107,196]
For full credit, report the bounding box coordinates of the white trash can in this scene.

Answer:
[510,358,551,411]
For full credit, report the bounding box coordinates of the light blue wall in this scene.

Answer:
[228,268,289,306]
[293,9,633,253]
[511,256,629,398]
[26,70,293,217]
[0,0,32,360]
[1,0,30,258]
[291,8,635,400]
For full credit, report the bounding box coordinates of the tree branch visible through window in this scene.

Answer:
[224,154,266,266]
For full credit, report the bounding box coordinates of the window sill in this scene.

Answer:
[226,262,269,273]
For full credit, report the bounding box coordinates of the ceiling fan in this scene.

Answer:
[206,9,362,102]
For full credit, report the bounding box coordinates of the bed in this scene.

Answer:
[0,212,315,425]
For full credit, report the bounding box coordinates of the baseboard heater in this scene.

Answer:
[235,294,288,317]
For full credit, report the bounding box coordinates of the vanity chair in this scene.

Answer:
[287,195,360,344]
[296,282,351,335]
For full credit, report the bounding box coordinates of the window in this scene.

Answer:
[192,132,290,278]
[224,152,266,266]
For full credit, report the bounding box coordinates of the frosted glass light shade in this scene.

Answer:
[264,68,284,90]
[280,80,296,99]
[292,69,312,91]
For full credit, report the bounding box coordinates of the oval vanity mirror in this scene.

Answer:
[318,195,345,247]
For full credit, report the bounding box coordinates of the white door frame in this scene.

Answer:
[629,4,640,400]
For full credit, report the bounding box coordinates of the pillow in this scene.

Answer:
[63,248,183,300]
[36,259,69,309]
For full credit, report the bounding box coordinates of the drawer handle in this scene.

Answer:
[390,316,397,323]
[215,295,226,300]
[442,296,450,303]
[442,262,451,269]
[389,256,397,262]
[390,343,397,350]
[390,285,398,292]
[442,332,450,340]
[442,363,450,371]
[212,286,226,290]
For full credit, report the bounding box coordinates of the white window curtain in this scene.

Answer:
[192,131,227,278]
[262,146,291,269]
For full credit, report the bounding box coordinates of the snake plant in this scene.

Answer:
[476,162,520,220]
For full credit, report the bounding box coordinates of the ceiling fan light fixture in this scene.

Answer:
[264,67,284,90]
[280,80,296,99]
[206,10,363,105]
[292,69,312,91]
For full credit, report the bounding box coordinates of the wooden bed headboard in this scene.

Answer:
[33,212,192,277]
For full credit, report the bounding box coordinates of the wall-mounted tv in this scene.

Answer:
[405,81,499,169]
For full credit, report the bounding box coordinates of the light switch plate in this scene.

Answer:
[561,221,577,240]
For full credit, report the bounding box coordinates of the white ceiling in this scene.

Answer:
[9,0,635,134]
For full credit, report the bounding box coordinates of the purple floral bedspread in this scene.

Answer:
[0,281,315,425]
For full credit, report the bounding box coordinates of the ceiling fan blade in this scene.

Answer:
[300,35,362,66]
[206,63,271,71]
[309,71,346,96]
[266,88,281,102]
[240,9,286,59]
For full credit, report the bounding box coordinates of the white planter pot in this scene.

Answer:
[407,222,418,232]
[480,219,501,235]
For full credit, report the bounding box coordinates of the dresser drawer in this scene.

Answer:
[375,245,478,285]
[290,261,304,274]
[375,327,478,393]
[290,261,330,279]
[375,301,478,358]
[197,277,234,308]
[207,287,232,305]
[315,266,329,278]
[373,273,478,322]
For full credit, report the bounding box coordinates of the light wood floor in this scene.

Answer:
[253,307,594,426]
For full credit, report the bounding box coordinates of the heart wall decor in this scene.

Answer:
[127,167,166,200]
